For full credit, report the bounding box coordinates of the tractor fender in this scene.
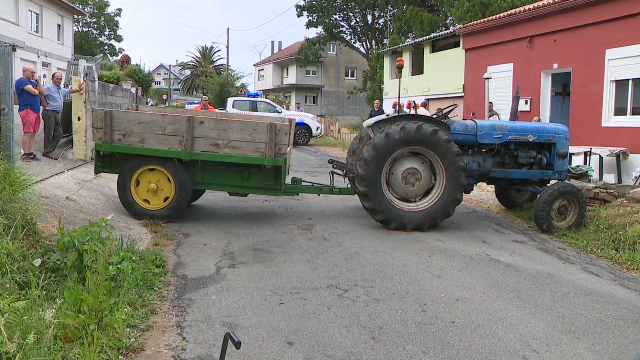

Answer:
[362,113,451,137]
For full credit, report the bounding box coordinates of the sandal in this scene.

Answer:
[42,153,59,160]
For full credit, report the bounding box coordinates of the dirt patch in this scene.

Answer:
[134,232,186,360]
[310,145,348,160]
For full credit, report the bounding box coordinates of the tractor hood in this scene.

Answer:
[449,119,570,145]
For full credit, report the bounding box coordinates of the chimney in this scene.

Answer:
[271,41,275,55]
[175,59,178,65]
[278,41,282,52]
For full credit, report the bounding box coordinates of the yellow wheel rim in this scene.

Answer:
[130,165,176,210]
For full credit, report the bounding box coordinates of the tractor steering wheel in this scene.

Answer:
[433,103,459,121]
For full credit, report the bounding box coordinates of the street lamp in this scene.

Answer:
[396,57,404,115]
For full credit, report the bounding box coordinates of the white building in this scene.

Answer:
[151,63,186,90]
[0,0,86,86]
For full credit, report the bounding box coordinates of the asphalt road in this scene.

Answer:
[168,147,640,360]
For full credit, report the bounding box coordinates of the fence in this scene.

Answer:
[0,44,14,161]
[318,117,357,143]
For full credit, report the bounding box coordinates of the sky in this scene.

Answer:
[108,0,319,92]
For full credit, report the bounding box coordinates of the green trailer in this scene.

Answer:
[92,107,355,221]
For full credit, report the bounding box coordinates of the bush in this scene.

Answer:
[98,70,123,85]
[0,157,167,359]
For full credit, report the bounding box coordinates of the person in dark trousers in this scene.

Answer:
[42,72,83,160]
[368,99,385,118]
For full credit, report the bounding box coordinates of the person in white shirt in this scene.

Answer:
[417,99,431,116]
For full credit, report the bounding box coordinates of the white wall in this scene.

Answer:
[1,0,77,81]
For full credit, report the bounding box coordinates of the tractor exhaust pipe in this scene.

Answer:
[509,85,520,121]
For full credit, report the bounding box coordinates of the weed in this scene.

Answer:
[309,137,351,150]
[343,123,363,134]
[510,203,640,271]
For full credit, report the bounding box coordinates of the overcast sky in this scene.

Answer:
[108,0,318,92]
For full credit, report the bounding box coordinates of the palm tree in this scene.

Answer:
[179,44,226,95]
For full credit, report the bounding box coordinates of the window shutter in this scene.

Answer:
[610,56,640,80]
[0,0,17,22]
[488,65,513,120]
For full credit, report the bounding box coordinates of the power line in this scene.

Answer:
[251,18,304,45]
[110,0,226,39]
[233,1,300,32]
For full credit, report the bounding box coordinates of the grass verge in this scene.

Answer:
[309,137,351,150]
[0,156,169,359]
[509,202,640,272]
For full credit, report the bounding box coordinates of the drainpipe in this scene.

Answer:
[483,72,492,119]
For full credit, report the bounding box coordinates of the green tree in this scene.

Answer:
[179,44,226,95]
[123,64,154,96]
[441,0,538,24]
[67,0,124,57]
[202,69,249,109]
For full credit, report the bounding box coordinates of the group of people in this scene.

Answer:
[14,65,83,161]
[367,99,443,119]
[281,100,305,112]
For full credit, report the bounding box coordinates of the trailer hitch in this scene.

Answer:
[219,331,242,360]
[327,159,355,186]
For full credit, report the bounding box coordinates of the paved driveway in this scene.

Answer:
[167,147,640,360]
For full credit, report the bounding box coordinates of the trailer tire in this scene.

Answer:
[189,189,207,204]
[117,156,192,221]
[495,185,538,209]
[346,127,371,189]
[534,182,586,233]
[355,121,466,231]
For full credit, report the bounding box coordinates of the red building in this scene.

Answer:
[457,0,640,183]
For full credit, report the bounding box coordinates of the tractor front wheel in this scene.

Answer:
[189,189,207,204]
[117,156,192,221]
[495,185,538,209]
[534,182,587,233]
[355,121,466,231]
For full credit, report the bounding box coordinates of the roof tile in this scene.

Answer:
[253,40,305,67]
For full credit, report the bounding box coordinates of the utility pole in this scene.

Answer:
[226,27,230,73]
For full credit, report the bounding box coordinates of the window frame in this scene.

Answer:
[304,93,318,106]
[602,44,640,127]
[28,9,40,34]
[257,69,265,81]
[328,43,337,54]
[305,67,318,77]
[345,67,356,80]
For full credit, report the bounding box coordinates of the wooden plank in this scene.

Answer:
[184,115,194,152]
[266,123,276,158]
[92,108,105,129]
[111,131,184,150]
[192,117,291,145]
[193,138,288,158]
[104,109,113,144]
[136,106,290,123]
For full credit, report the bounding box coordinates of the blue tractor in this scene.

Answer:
[338,102,587,234]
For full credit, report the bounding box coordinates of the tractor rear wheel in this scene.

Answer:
[495,185,538,209]
[355,121,467,231]
[346,127,371,188]
[534,182,586,233]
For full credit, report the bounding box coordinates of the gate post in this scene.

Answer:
[0,44,15,161]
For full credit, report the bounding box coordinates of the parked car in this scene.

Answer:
[220,97,324,145]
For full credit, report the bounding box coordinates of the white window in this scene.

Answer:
[328,43,337,54]
[602,44,640,127]
[305,67,318,77]
[154,81,161,86]
[156,72,161,75]
[258,69,265,81]
[282,66,289,78]
[0,0,18,22]
[304,93,317,105]
[345,68,356,80]
[28,9,39,34]
[56,23,62,42]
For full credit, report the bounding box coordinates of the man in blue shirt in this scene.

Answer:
[15,65,46,161]
[42,72,83,159]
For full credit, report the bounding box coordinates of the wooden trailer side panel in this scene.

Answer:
[93,109,294,158]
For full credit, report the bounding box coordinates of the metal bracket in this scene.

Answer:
[219,331,242,360]
[327,159,355,186]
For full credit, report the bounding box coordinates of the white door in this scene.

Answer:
[487,63,513,120]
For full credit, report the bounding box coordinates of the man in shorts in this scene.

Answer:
[15,65,46,161]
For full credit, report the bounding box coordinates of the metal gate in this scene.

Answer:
[0,44,14,161]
